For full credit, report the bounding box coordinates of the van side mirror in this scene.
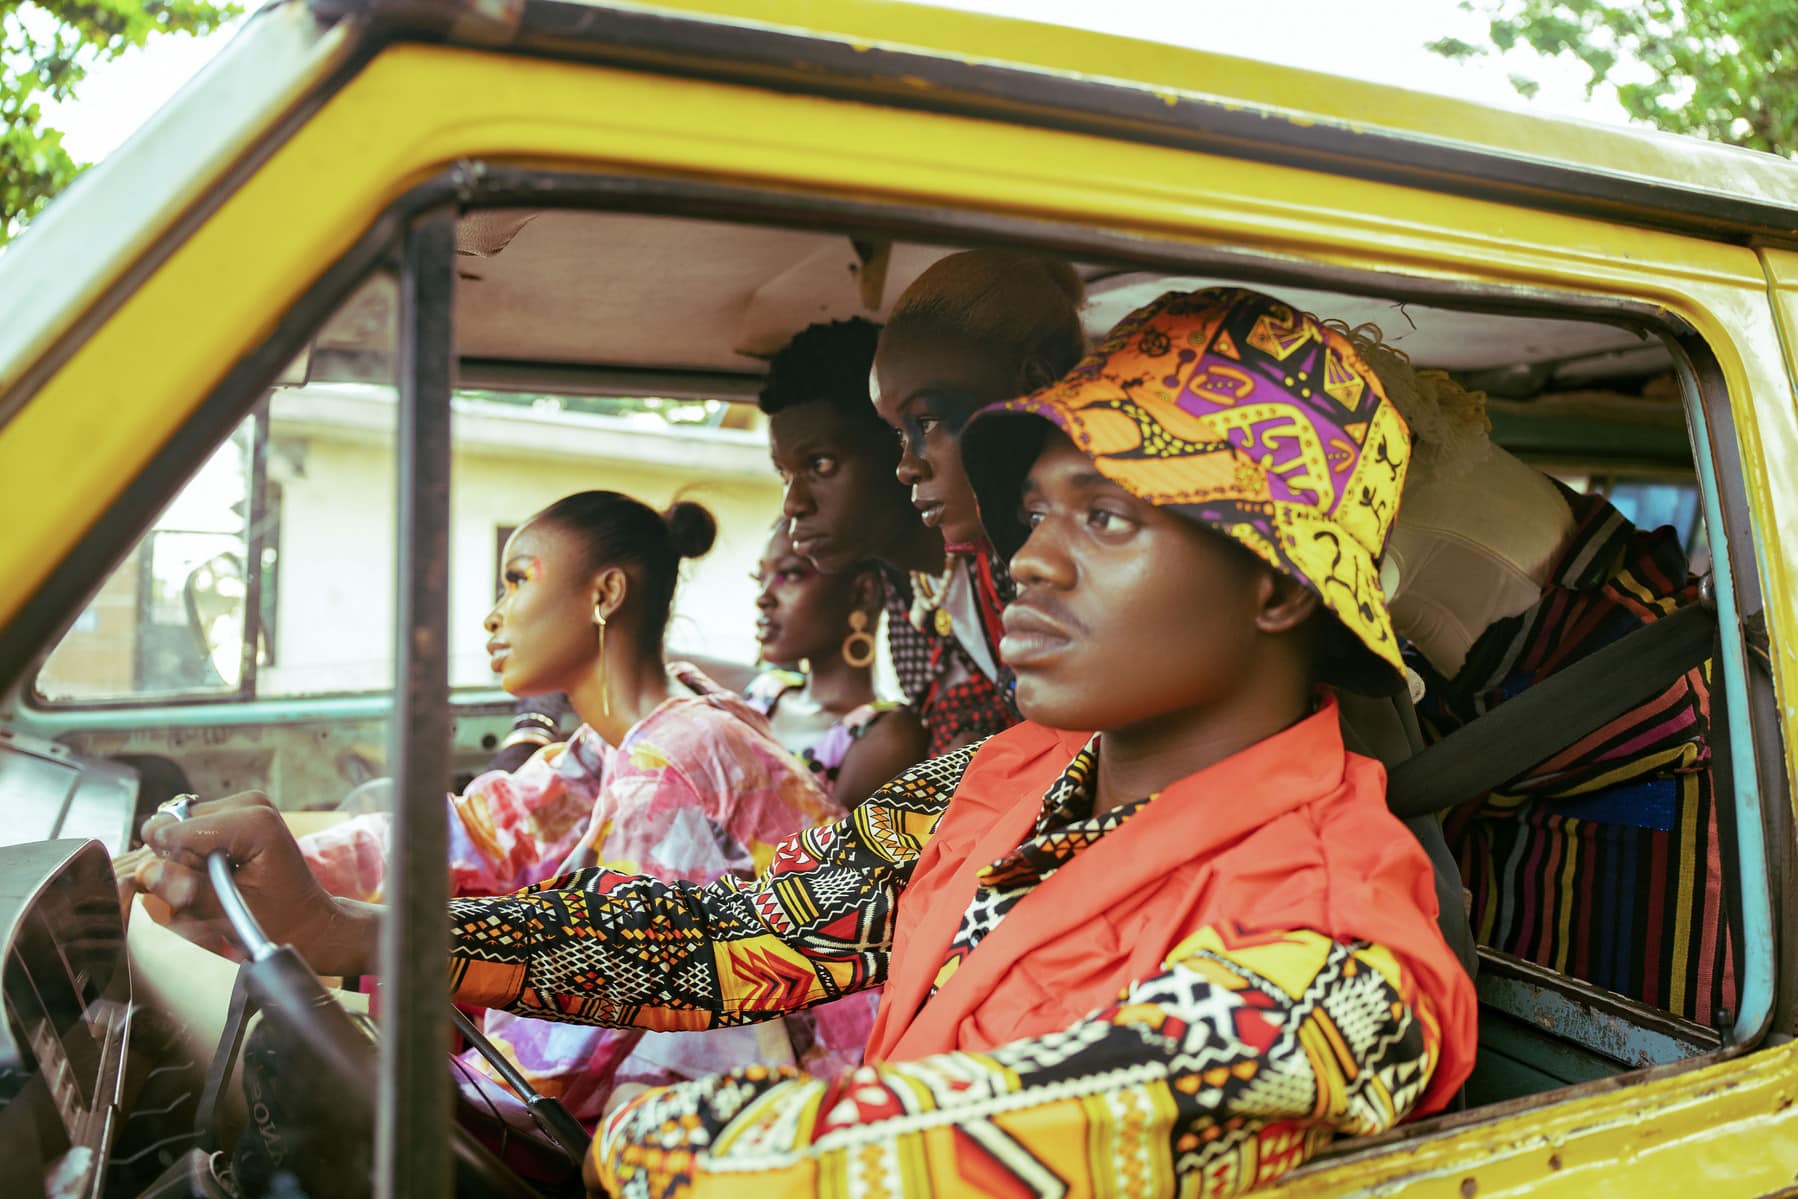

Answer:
[184,552,248,689]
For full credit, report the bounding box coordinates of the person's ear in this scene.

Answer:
[848,567,883,615]
[1254,569,1320,635]
[592,566,629,622]
[1018,353,1056,393]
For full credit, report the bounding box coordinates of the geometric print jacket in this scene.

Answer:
[448,720,1461,1197]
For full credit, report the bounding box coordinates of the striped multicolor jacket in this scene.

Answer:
[1412,490,1732,1026]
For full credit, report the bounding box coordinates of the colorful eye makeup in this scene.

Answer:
[502,556,544,594]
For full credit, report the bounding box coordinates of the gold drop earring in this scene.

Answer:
[841,610,876,668]
[594,603,612,719]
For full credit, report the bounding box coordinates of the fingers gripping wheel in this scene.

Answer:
[157,795,375,1197]
[161,801,543,1199]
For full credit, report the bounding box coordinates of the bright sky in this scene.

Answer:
[45,0,1630,164]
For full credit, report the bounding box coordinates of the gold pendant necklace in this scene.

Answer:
[909,567,954,638]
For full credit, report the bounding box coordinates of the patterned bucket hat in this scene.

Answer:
[960,287,1411,693]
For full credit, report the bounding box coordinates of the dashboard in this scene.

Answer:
[0,839,132,1199]
[0,727,138,854]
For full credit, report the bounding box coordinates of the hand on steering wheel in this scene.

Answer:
[127,791,377,978]
[127,794,577,1198]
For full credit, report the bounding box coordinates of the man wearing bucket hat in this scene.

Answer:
[130,288,1478,1198]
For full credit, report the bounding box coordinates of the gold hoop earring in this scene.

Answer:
[840,610,876,669]
[594,604,612,720]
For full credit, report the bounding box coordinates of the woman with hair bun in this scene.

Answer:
[298,490,857,1124]
[871,250,1088,752]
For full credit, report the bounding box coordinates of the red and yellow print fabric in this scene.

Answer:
[445,709,1475,1193]
[595,926,1442,1199]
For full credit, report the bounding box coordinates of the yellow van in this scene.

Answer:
[0,0,1794,1195]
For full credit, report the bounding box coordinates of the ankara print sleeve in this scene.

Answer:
[446,744,977,1026]
[592,928,1444,1199]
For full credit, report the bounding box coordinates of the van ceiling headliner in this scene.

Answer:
[317,210,1669,386]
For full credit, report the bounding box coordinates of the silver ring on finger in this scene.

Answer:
[156,793,198,822]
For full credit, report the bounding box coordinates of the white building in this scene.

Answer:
[38,384,785,703]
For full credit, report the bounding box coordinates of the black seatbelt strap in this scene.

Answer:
[1386,588,1718,820]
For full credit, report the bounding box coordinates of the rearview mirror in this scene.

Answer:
[184,552,247,689]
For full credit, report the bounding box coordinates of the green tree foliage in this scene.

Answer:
[2,0,237,243]
[1428,0,1798,156]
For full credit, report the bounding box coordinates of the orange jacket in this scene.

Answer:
[865,696,1478,1116]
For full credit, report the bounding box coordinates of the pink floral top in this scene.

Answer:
[297,665,877,1125]
[744,668,905,802]
[299,731,605,904]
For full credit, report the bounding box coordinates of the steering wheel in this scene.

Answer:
[168,800,561,1199]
